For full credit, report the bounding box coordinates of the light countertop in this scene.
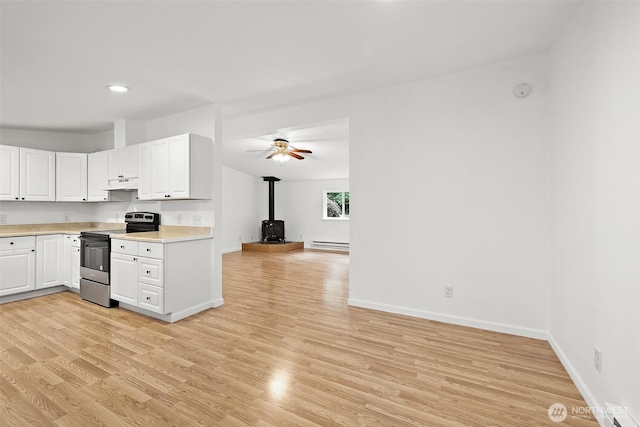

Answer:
[0,222,125,238]
[0,223,212,243]
[112,226,212,243]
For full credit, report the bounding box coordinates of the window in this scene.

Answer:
[324,190,349,220]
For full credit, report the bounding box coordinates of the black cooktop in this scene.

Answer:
[81,229,128,238]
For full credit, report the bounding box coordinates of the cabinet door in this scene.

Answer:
[139,284,164,314]
[63,235,72,286]
[151,138,170,199]
[88,151,110,202]
[110,252,138,305]
[121,145,138,179]
[36,235,63,289]
[0,248,35,296]
[168,135,190,198]
[56,153,87,202]
[107,148,122,180]
[20,148,55,201]
[71,247,80,289]
[0,145,20,201]
[138,257,164,287]
[137,143,151,200]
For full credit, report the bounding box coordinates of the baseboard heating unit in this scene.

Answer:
[310,241,350,251]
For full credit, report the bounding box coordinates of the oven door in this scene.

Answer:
[79,236,110,285]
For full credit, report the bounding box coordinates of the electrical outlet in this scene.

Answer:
[238,236,242,241]
[177,214,182,224]
[444,286,454,298]
[0,215,6,224]
[300,234,303,240]
[63,213,71,222]
[193,215,202,225]
[250,235,253,240]
[594,346,602,373]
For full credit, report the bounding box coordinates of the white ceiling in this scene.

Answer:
[0,1,581,181]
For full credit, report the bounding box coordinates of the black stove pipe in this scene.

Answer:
[263,176,280,221]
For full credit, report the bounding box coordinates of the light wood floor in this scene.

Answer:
[0,250,596,426]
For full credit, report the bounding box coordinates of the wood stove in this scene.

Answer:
[261,176,285,243]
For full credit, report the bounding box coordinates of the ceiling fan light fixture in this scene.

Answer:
[273,152,290,162]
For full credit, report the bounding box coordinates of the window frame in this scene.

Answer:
[323,189,349,220]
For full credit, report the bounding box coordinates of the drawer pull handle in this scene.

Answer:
[121,245,124,249]
[146,248,151,252]
[146,296,151,300]
[10,242,14,245]
[146,270,151,274]
[133,257,137,261]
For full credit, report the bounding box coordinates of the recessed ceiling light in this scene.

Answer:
[107,85,130,93]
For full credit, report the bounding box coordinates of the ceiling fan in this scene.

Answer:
[258,139,312,162]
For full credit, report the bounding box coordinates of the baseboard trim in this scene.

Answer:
[119,299,223,323]
[222,247,241,254]
[169,301,216,322]
[547,334,606,427]
[0,286,68,304]
[347,298,548,340]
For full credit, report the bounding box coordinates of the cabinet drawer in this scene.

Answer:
[0,236,35,251]
[138,257,164,287]
[111,239,138,256]
[139,242,164,259]
[70,235,80,248]
[139,284,164,314]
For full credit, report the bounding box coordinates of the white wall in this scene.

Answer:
[0,202,95,225]
[277,179,350,247]
[348,55,550,337]
[549,2,639,423]
[0,128,96,152]
[221,166,262,253]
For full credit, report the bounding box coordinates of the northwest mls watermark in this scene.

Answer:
[548,402,629,423]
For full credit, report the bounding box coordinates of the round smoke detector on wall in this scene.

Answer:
[514,83,532,98]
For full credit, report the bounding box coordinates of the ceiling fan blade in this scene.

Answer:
[288,152,304,160]
[290,149,312,154]
[266,152,277,159]
[246,148,273,152]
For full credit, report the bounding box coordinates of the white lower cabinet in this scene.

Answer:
[109,237,213,321]
[111,240,164,313]
[71,246,80,289]
[63,234,80,289]
[36,234,63,289]
[139,283,164,313]
[0,236,36,296]
[110,252,138,306]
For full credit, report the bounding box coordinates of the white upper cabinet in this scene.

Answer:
[108,145,138,180]
[137,142,152,200]
[149,134,212,200]
[87,151,110,202]
[56,152,87,202]
[0,145,20,201]
[19,148,55,201]
[150,138,170,199]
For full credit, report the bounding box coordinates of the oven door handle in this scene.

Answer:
[78,237,108,246]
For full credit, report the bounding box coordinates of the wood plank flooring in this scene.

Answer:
[0,250,597,426]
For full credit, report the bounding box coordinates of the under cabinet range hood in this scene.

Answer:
[104,178,138,191]
[104,119,145,191]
